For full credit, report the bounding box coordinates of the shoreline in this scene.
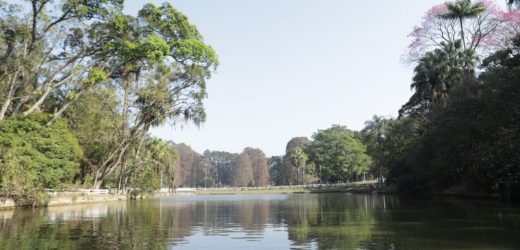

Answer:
[2,183,507,209]
[194,182,390,195]
[0,194,127,210]
[0,182,383,209]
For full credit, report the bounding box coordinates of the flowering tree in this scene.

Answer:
[407,0,520,62]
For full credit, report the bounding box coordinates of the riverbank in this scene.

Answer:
[0,182,389,209]
[195,182,392,195]
[0,194,127,210]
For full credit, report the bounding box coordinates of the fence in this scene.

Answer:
[44,189,110,196]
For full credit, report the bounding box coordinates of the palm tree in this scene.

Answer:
[410,41,475,107]
[440,0,485,51]
[290,148,308,185]
[362,115,388,183]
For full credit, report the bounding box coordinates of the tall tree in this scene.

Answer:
[400,41,475,118]
[203,150,238,186]
[91,3,218,187]
[233,148,269,187]
[289,148,308,185]
[360,115,390,182]
[174,143,202,187]
[0,0,122,121]
[234,150,254,187]
[280,137,311,185]
[65,87,122,186]
[407,0,519,62]
[440,0,486,51]
[248,148,270,187]
[268,156,284,186]
[306,125,371,184]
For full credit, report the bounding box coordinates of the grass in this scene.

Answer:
[194,181,391,195]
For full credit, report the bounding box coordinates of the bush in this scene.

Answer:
[0,113,82,204]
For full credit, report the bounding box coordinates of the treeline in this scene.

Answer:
[270,126,372,186]
[2,0,520,203]
[359,0,520,197]
[172,145,269,188]
[171,125,373,188]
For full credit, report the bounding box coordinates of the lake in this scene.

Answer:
[0,194,519,249]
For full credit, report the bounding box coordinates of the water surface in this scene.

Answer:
[1,194,519,249]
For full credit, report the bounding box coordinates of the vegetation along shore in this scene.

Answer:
[1,0,520,208]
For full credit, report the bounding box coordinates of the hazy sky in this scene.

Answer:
[125,0,506,156]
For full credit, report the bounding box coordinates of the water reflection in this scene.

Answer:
[0,194,519,249]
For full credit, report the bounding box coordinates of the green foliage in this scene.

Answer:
[83,67,108,86]
[279,137,311,185]
[66,88,122,185]
[379,118,428,194]
[0,114,82,203]
[172,39,218,67]
[306,125,372,183]
[377,34,520,196]
[400,41,475,118]
[129,137,177,196]
[440,0,485,21]
[204,150,238,186]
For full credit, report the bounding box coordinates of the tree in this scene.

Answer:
[65,86,122,186]
[248,148,270,187]
[400,41,475,118]
[385,35,520,196]
[203,150,238,186]
[174,143,202,187]
[374,117,428,194]
[306,125,371,184]
[280,137,311,185]
[89,3,218,188]
[268,156,284,186]
[289,148,308,185]
[440,0,486,51]
[0,1,218,190]
[407,0,520,62]
[234,150,254,187]
[129,137,177,196]
[360,115,390,182]
[0,114,82,204]
[233,148,269,187]
[0,0,122,121]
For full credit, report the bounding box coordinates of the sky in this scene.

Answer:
[124,0,507,157]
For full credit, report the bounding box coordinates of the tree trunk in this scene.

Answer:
[23,86,52,116]
[459,17,466,51]
[0,73,17,120]
[45,90,85,126]
[123,131,147,190]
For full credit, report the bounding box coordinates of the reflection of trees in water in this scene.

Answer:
[236,199,270,232]
[1,195,518,249]
[0,195,398,249]
[281,194,397,249]
[169,197,272,234]
[369,198,520,249]
[0,196,274,249]
[0,201,173,249]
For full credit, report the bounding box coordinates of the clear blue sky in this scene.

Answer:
[125,0,506,157]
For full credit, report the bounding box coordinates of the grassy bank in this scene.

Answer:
[195,182,392,195]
